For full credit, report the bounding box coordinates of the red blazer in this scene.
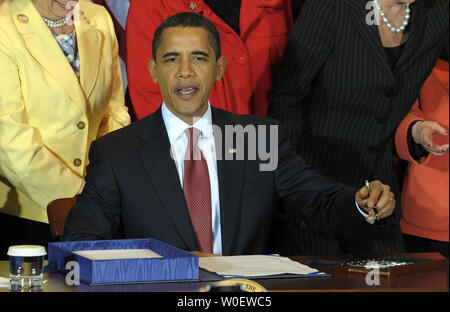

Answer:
[395,59,449,242]
[125,0,293,118]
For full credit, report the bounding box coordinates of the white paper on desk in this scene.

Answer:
[0,276,10,288]
[199,255,320,277]
[72,249,163,260]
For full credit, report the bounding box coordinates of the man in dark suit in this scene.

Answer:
[63,12,396,256]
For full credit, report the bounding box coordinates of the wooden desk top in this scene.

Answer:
[0,253,447,292]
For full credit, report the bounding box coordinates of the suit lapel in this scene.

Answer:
[394,1,426,74]
[138,109,198,251]
[347,0,396,83]
[10,0,86,115]
[75,4,100,102]
[212,108,245,256]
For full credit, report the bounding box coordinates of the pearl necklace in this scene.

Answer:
[42,16,67,28]
[374,0,410,33]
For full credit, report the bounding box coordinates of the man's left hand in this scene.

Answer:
[355,180,395,223]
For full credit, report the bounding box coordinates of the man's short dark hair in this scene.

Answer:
[152,12,221,61]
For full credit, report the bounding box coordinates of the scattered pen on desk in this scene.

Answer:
[365,180,379,221]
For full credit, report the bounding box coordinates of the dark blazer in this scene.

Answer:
[63,107,374,255]
[268,0,448,254]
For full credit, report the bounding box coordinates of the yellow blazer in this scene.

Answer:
[0,0,130,223]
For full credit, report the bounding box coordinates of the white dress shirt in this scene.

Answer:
[161,103,223,254]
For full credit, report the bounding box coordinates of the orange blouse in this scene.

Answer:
[395,59,449,242]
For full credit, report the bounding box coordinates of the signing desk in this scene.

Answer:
[0,253,447,292]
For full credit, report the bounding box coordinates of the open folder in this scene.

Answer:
[199,255,330,280]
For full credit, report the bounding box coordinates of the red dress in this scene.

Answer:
[126,0,293,118]
[395,59,449,242]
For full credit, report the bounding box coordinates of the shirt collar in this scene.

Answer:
[161,102,214,145]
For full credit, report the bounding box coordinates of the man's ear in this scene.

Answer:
[147,59,158,83]
[215,56,227,82]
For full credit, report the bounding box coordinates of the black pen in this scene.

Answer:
[365,180,379,221]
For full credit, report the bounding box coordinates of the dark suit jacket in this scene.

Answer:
[63,107,373,255]
[268,0,448,218]
[268,0,448,254]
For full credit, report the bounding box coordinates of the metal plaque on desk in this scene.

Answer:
[334,256,448,277]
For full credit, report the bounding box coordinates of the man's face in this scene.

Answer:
[148,27,226,125]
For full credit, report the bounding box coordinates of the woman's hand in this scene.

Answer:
[412,121,449,156]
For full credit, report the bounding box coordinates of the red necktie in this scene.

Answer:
[183,127,213,253]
